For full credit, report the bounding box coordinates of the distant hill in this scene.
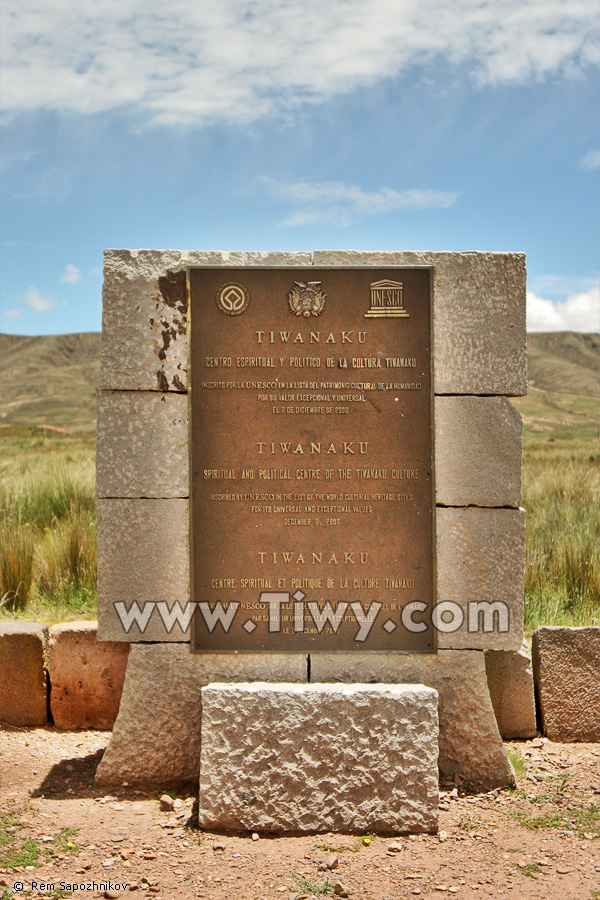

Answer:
[511,332,600,436]
[0,332,100,431]
[0,330,598,435]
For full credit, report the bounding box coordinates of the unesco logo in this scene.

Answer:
[216,282,250,316]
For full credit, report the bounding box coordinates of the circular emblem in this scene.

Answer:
[216,282,250,316]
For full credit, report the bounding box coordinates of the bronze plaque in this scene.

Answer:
[189,267,435,653]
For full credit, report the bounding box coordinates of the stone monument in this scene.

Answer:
[95,250,527,829]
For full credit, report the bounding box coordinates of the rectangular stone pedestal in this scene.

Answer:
[198,682,439,834]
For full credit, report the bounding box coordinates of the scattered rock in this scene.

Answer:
[104,891,121,899]
[212,842,226,851]
[387,843,403,853]
[333,881,349,897]
[159,795,174,812]
[438,831,448,842]
[251,832,260,841]
[326,853,339,870]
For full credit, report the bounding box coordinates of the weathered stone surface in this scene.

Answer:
[435,397,522,507]
[97,500,525,649]
[436,506,525,651]
[95,644,307,786]
[49,621,130,730]
[0,622,48,726]
[313,250,527,395]
[309,650,514,790]
[532,627,600,742]
[100,250,313,392]
[96,391,188,498]
[485,641,537,740]
[199,682,439,834]
[97,499,190,642]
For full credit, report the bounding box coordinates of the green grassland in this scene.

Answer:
[0,330,598,630]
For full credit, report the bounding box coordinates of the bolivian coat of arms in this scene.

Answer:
[288,281,327,317]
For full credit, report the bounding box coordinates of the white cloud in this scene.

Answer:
[23,287,57,312]
[262,178,459,226]
[527,286,600,332]
[0,1,597,127]
[4,307,22,318]
[60,264,81,284]
[581,149,600,170]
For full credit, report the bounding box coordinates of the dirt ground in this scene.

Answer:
[1,726,599,900]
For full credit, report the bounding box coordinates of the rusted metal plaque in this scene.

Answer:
[189,267,435,653]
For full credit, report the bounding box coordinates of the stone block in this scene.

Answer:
[309,650,514,790]
[199,682,439,834]
[100,250,313,392]
[97,500,525,648]
[485,641,537,740]
[435,396,522,507]
[313,250,527,395]
[532,627,600,742]
[436,506,525,651]
[0,622,48,726]
[95,644,307,786]
[49,621,130,730]
[96,391,188,498]
[97,498,190,642]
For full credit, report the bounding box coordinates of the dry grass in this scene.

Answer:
[0,428,97,621]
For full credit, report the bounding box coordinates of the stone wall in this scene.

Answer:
[97,249,527,653]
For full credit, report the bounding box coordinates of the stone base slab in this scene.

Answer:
[310,650,514,790]
[485,641,537,740]
[49,621,130,730]
[0,623,48,726]
[95,645,307,786]
[94,644,513,793]
[532,627,600,742]
[199,682,439,834]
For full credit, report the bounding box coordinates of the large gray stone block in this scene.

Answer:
[100,250,313,392]
[96,390,188,498]
[199,682,439,834]
[97,498,190,642]
[95,392,521,508]
[435,396,522,507]
[532,627,600,742]
[97,499,525,649]
[313,251,527,395]
[309,650,514,790]
[49,621,130,730]
[436,506,525,651]
[485,641,537,740]
[0,622,48,726]
[95,644,307,786]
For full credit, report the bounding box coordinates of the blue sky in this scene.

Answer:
[1,0,599,336]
